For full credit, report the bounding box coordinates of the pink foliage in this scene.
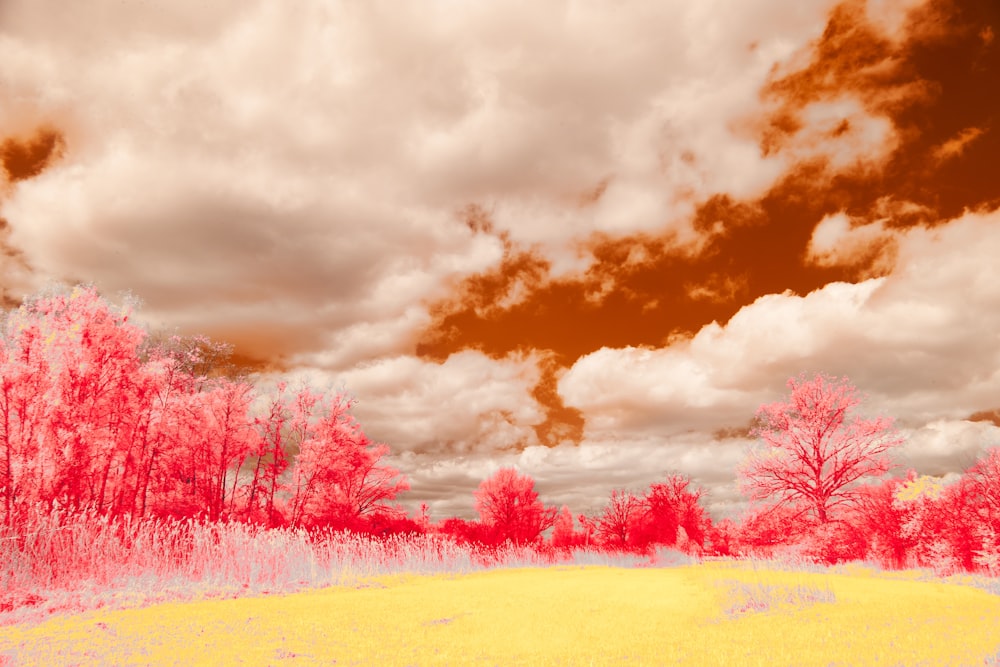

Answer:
[740,373,903,526]
[8,284,1000,606]
[0,286,409,535]
[289,392,409,530]
[474,468,556,546]
[550,505,579,550]
[592,475,712,555]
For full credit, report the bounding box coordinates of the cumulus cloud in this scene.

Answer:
[898,420,1000,476]
[560,208,1000,498]
[329,351,544,456]
[397,434,752,520]
[806,210,897,274]
[1,0,997,523]
[0,0,851,351]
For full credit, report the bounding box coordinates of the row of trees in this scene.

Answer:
[2,286,999,575]
[441,467,711,553]
[0,286,408,531]
[718,374,1000,575]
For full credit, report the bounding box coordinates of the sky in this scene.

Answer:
[1,0,999,522]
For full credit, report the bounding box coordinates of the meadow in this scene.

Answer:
[2,511,1000,666]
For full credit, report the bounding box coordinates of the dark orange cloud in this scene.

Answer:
[529,353,584,447]
[761,0,999,222]
[415,0,1000,445]
[0,126,65,303]
[1,126,65,183]
[968,409,1000,428]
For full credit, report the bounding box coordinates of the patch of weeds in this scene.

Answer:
[717,579,836,619]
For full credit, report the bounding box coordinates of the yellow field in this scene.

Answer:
[2,562,999,666]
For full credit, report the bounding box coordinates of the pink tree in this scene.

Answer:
[0,309,52,525]
[595,489,647,552]
[644,474,710,550]
[732,502,812,557]
[850,473,921,569]
[0,287,152,515]
[288,391,408,530]
[474,468,556,546]
[967,446,1000,533]
[177,378,258,522]
[242,382,302,526]
[551,505,574,549]
[739,373,903,526]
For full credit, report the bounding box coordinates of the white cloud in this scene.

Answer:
[561,208,1000,451]
[0,0,846,339]
[328,351,545,456]
[898,420,1000,476]
[396,433,752,521]
[806,210,896,271]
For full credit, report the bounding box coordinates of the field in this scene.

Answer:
[3,559,1000,666]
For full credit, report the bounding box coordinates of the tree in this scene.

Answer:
[596,489,647,552]
[644,474,710,550]
[551,505,578,550]
[967,446,1000,532]
[183,378,258,522]
[0,284,417,537]
[850,473,920,569]
[739,373,903,526]
[732,502,811,557]
[0,308,51,526]
[287,391,409,530]
[473,468,556,546]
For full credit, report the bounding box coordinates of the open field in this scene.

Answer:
[2,561,999,666]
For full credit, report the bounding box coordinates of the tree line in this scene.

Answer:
[1,286,998,575]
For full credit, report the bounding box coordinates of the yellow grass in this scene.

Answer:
[2,563,999,666]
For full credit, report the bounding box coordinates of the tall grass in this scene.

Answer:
[3,504,996,633]
[0,506,662,626]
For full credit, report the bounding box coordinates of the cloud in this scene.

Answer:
[561,207,1000,436]
[0,0,848,357]
[397,433,753,520]
[898,420,1000,476]
[328,350,545,456]
[806,210,897,274]
[1,0,998,523]
[931,126,987,164]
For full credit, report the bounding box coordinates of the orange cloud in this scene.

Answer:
[931,126,986,163]
[1,126,65,183]
[414,0,999,450]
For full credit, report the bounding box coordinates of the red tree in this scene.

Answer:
[967,446,1000,534]
[0,285,413,537]
[596,489,647,552]
[0,307,51,526]
[644,474,710,550]
[473,468,556,546]
[551,504,583,550]
[849,474,919,569]
[705,517,736,557]
[288,391,408,530]
[732,502,812,557]
[739,374,903,526]
[0,287,153,518]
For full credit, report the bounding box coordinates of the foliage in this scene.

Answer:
[473,467,556,546]
[740,373,904,526]
[4,285,1000,598]
[0,286,407,531]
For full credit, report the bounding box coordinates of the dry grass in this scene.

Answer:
[1,563,999,666]
[3,511,1000,665]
